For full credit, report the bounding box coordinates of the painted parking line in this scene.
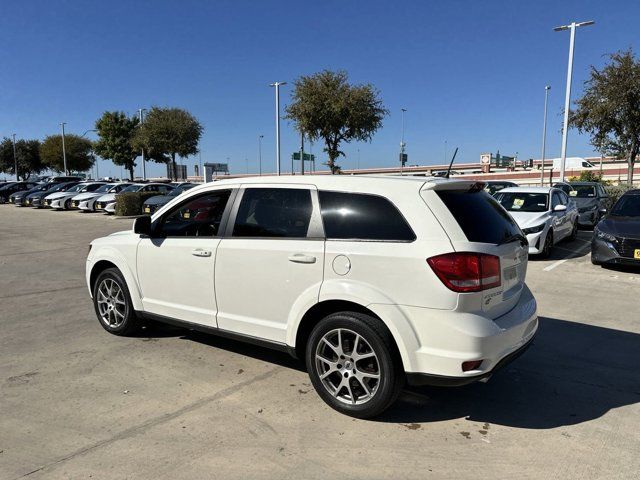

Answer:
[543,243,592,272]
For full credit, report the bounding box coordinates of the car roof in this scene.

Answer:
[497,186,555,194]
[622,189,640,196]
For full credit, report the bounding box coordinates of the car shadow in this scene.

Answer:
[530,232,592,262]
[140,316,640,429]
[381,316,640,428]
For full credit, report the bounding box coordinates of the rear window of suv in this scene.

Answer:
[319,191,415,241]
[436,189,521,244]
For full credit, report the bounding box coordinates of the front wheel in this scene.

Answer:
[305,312,404,419]
[92,268,139,336]
[540,230,553,258]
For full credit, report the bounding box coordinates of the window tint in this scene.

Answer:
[319,191,415,241]
[158,190,231,237]
[233,188,313,238]
[559,191,569,205]
[552,192,562,209]
[437,189,521,244]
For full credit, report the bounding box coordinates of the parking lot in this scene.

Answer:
[1,206,639,480]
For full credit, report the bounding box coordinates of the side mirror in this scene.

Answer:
[553,204,567,212]
[133,215,152,236]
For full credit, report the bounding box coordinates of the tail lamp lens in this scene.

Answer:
[427,252,501,292]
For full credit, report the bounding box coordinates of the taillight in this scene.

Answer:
[427,252,501,292]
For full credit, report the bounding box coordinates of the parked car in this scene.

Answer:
[552,182,610,228]
[43,182,106,210]
[87,176,538,418]
[0,182,39,203]
[28,181,81,208]
[484,181,518,196]
[11,183,59,206]
[591,189,640,266]
[95,183,174,214]
[495,187,578,257]
[74,183,132,212]
[142,183,196,215]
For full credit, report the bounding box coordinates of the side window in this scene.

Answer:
[551,192,562,209]
[232,188,313,238]
[158,190,231,237]
[319,191,415,241]
[559,192,569,205]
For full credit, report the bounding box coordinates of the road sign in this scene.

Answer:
[292,152,315,161]
[204,162,229,173]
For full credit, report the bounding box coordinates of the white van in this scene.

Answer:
[552,157,595,170]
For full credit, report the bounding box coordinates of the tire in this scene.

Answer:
[305,311,404,419]
[92,267,139,336]
[569,221,578,241]
[64,199,71,210]
[540,230,553,258]
[591,254,602,266]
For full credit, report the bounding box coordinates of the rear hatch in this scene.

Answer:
[422,180,528,319]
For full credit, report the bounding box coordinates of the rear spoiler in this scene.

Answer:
[420,178,487,192]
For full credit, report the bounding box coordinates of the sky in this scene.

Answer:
[1,0,639,178]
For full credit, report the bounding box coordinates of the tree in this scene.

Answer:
[40,134,94,173]
[285,70,388,174]
[94,111,139,181]
[0,137,43,180]
[131,107,203,180]
[570,49,640,185]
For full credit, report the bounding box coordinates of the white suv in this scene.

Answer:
[86,176,538,418]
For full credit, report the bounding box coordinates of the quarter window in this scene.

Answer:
[157,190,231,237]
[233,188,313,238]
[318,191,415,241]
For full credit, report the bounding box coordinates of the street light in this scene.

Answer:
[540,85,551,186]
[138,108,147,180]
[11,134,18,180]
[269,82,286,175]
[60,122,68,175]
[258,134,264,176]
[400,108,407,176]
[554,20,595,182]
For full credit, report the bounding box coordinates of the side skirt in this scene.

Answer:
[136,311,296,357]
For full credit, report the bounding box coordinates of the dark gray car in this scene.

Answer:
[554,182,610,228]
[591,189,640,267]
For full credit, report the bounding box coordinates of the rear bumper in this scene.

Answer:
[372,284,538,381]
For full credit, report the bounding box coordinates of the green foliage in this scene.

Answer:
[131,107,203,179]
[0,137,43,180]
[570,49,640,185]
[285,70,388,174]
[94,111,139,181]
[568,170,604,183]
[40,134,94,173]
[604,184,634,206]
[115,192,158,216]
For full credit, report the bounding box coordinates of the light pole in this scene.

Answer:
[400,108,407,175]
[540,85,551,186]
[12,134,18,180]
[554,20,594,182]
[81,129,98,179]
[269,82,286,175]
[138,108,147,180]
[258,135,264,176]
[60,122,68,174]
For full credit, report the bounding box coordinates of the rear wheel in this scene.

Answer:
[305,311,404,419]
[540,230,553,258]
[92,268,139,336]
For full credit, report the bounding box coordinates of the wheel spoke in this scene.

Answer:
[322,337,341,357]
[354,374,371,396]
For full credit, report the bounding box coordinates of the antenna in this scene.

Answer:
[444,147,459,179]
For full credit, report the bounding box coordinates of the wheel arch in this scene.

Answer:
[88,251,143,311]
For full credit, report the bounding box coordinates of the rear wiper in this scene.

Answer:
[498,233,528,246]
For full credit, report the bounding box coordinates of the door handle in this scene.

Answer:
[191,248,212,257]
[288,253,316,264]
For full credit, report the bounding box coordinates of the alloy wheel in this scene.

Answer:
[315,328,381,405]
[96,278,127,328]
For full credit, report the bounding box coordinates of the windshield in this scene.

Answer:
[49,182,72,193]
[496,192,549,212]
[610,195,640,217]
[66,184,84,193]
[169,185,195,196]
[95,184,113,193]
[120,184,142,193]
[568,185,596,198]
